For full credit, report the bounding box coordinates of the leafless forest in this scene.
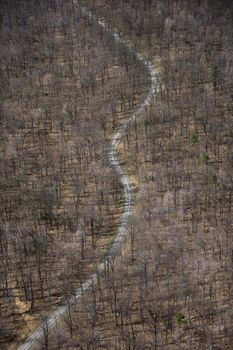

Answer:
[0,0,233,349]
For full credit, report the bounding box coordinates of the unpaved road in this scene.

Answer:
[18,6,159,350]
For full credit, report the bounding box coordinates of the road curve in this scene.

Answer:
[18,6,160,350]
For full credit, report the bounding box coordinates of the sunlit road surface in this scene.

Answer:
[18,5,159,350]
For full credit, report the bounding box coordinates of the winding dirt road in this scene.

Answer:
[18,6,159,350]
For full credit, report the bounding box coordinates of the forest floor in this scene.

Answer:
[1,1,233,349]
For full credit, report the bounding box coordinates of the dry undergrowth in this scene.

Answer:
[43,1,233,349]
